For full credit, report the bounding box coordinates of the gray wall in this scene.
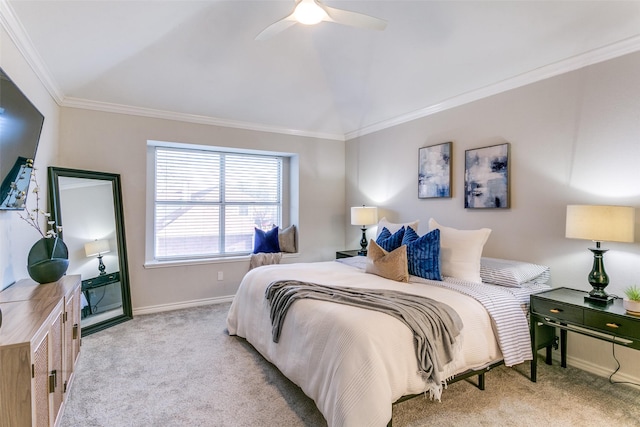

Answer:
[3,15,639,385]
[57,108,346,312]
[0,26,61,290]
[346,51,640,382]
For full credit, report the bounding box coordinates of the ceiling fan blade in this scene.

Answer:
[255,14,297,41]
[320,4,387,31]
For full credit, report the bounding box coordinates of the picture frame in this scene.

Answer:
[418,142,452,199]
[464,142,510,209]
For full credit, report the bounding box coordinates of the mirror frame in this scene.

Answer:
[48,167,133,335]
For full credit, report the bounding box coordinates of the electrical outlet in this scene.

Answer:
[217,271,224,281]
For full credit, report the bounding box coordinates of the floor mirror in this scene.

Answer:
[48,167,132,335]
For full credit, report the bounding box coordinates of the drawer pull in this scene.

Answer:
[605,322,620,329]
[49,370,57,393]
[549,308,562,314]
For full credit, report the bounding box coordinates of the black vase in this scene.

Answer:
[27,237,69,284]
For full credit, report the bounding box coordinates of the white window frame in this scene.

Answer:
[145,140,295,267]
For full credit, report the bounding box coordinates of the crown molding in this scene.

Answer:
[3,0,639,143]
[345,34,640,141]
[0,0,342,141]
[60,97,345,141]
[0,0,64,103]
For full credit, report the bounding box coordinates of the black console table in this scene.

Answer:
[82,271,120,316]
[530,287,640,382]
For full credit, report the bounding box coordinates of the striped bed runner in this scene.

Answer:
[426,278,533,366]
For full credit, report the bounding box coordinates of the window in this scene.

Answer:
[152,145,283,261]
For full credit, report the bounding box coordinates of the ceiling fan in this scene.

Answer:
[256,0,387,41]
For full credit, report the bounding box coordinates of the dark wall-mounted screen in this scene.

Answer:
[0,67,45,210]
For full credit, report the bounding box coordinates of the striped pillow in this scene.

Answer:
[480,257,550,288]
[376,217,419,238]
[375,227,405,252]
[401,227,442,281]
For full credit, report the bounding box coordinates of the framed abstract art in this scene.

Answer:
[464,143,510,209]
[418,142,451,199]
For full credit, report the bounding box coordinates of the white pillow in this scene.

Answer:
[480,257,550,287]
[428,218,491,283]
[376,217,419,238]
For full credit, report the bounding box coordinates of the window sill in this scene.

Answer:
[143,252,299,269]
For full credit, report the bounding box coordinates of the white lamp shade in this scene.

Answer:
[84,239,111,257]
[350,206,378,226]
[565,205,635,243]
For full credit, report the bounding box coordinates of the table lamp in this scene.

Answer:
[565,205,635,304]
[350,206,378,256]
[85,239,111,276]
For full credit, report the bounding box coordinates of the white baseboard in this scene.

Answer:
[133,295,234,316]
[566,356,640,388]
[547,351,640,389]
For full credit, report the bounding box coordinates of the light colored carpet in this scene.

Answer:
[60,303,640,427]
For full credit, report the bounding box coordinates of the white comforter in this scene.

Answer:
[226,261,502,427]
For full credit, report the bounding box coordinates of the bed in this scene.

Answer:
[226,250,550,427]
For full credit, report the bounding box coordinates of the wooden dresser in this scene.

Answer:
[0,275,82,427]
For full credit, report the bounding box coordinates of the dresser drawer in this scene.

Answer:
[584,311,640,341]
[531,299,583,324]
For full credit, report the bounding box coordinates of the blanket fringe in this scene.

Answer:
[419,335,463,402]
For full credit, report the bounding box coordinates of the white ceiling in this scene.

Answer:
[4,1,640,140]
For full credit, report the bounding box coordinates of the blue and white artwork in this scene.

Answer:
[464,143,510,209]
[418,142,451,198]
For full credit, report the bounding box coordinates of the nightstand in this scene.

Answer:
[82,271,120,316]
[336,250,361,259]
[530,287,640,382]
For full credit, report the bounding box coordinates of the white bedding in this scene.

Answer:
[227,261,508,427]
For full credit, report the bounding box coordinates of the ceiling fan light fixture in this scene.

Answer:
[256,0,386,40]
[294,2,326,25]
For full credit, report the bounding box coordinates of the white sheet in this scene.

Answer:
[227,261,503,426]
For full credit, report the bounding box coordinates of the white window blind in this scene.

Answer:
[154,146,282,260]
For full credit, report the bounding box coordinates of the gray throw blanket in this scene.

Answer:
[265,280,463,386]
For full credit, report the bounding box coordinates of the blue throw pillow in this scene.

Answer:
[253,226,281,253]
[401,225,420,245]
[376,226,405,252]
[377,227,392,241]
[401,227,441,281]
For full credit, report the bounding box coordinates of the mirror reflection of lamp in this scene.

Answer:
[84,239,110,276]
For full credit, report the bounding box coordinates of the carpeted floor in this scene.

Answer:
[60,303,640,427]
